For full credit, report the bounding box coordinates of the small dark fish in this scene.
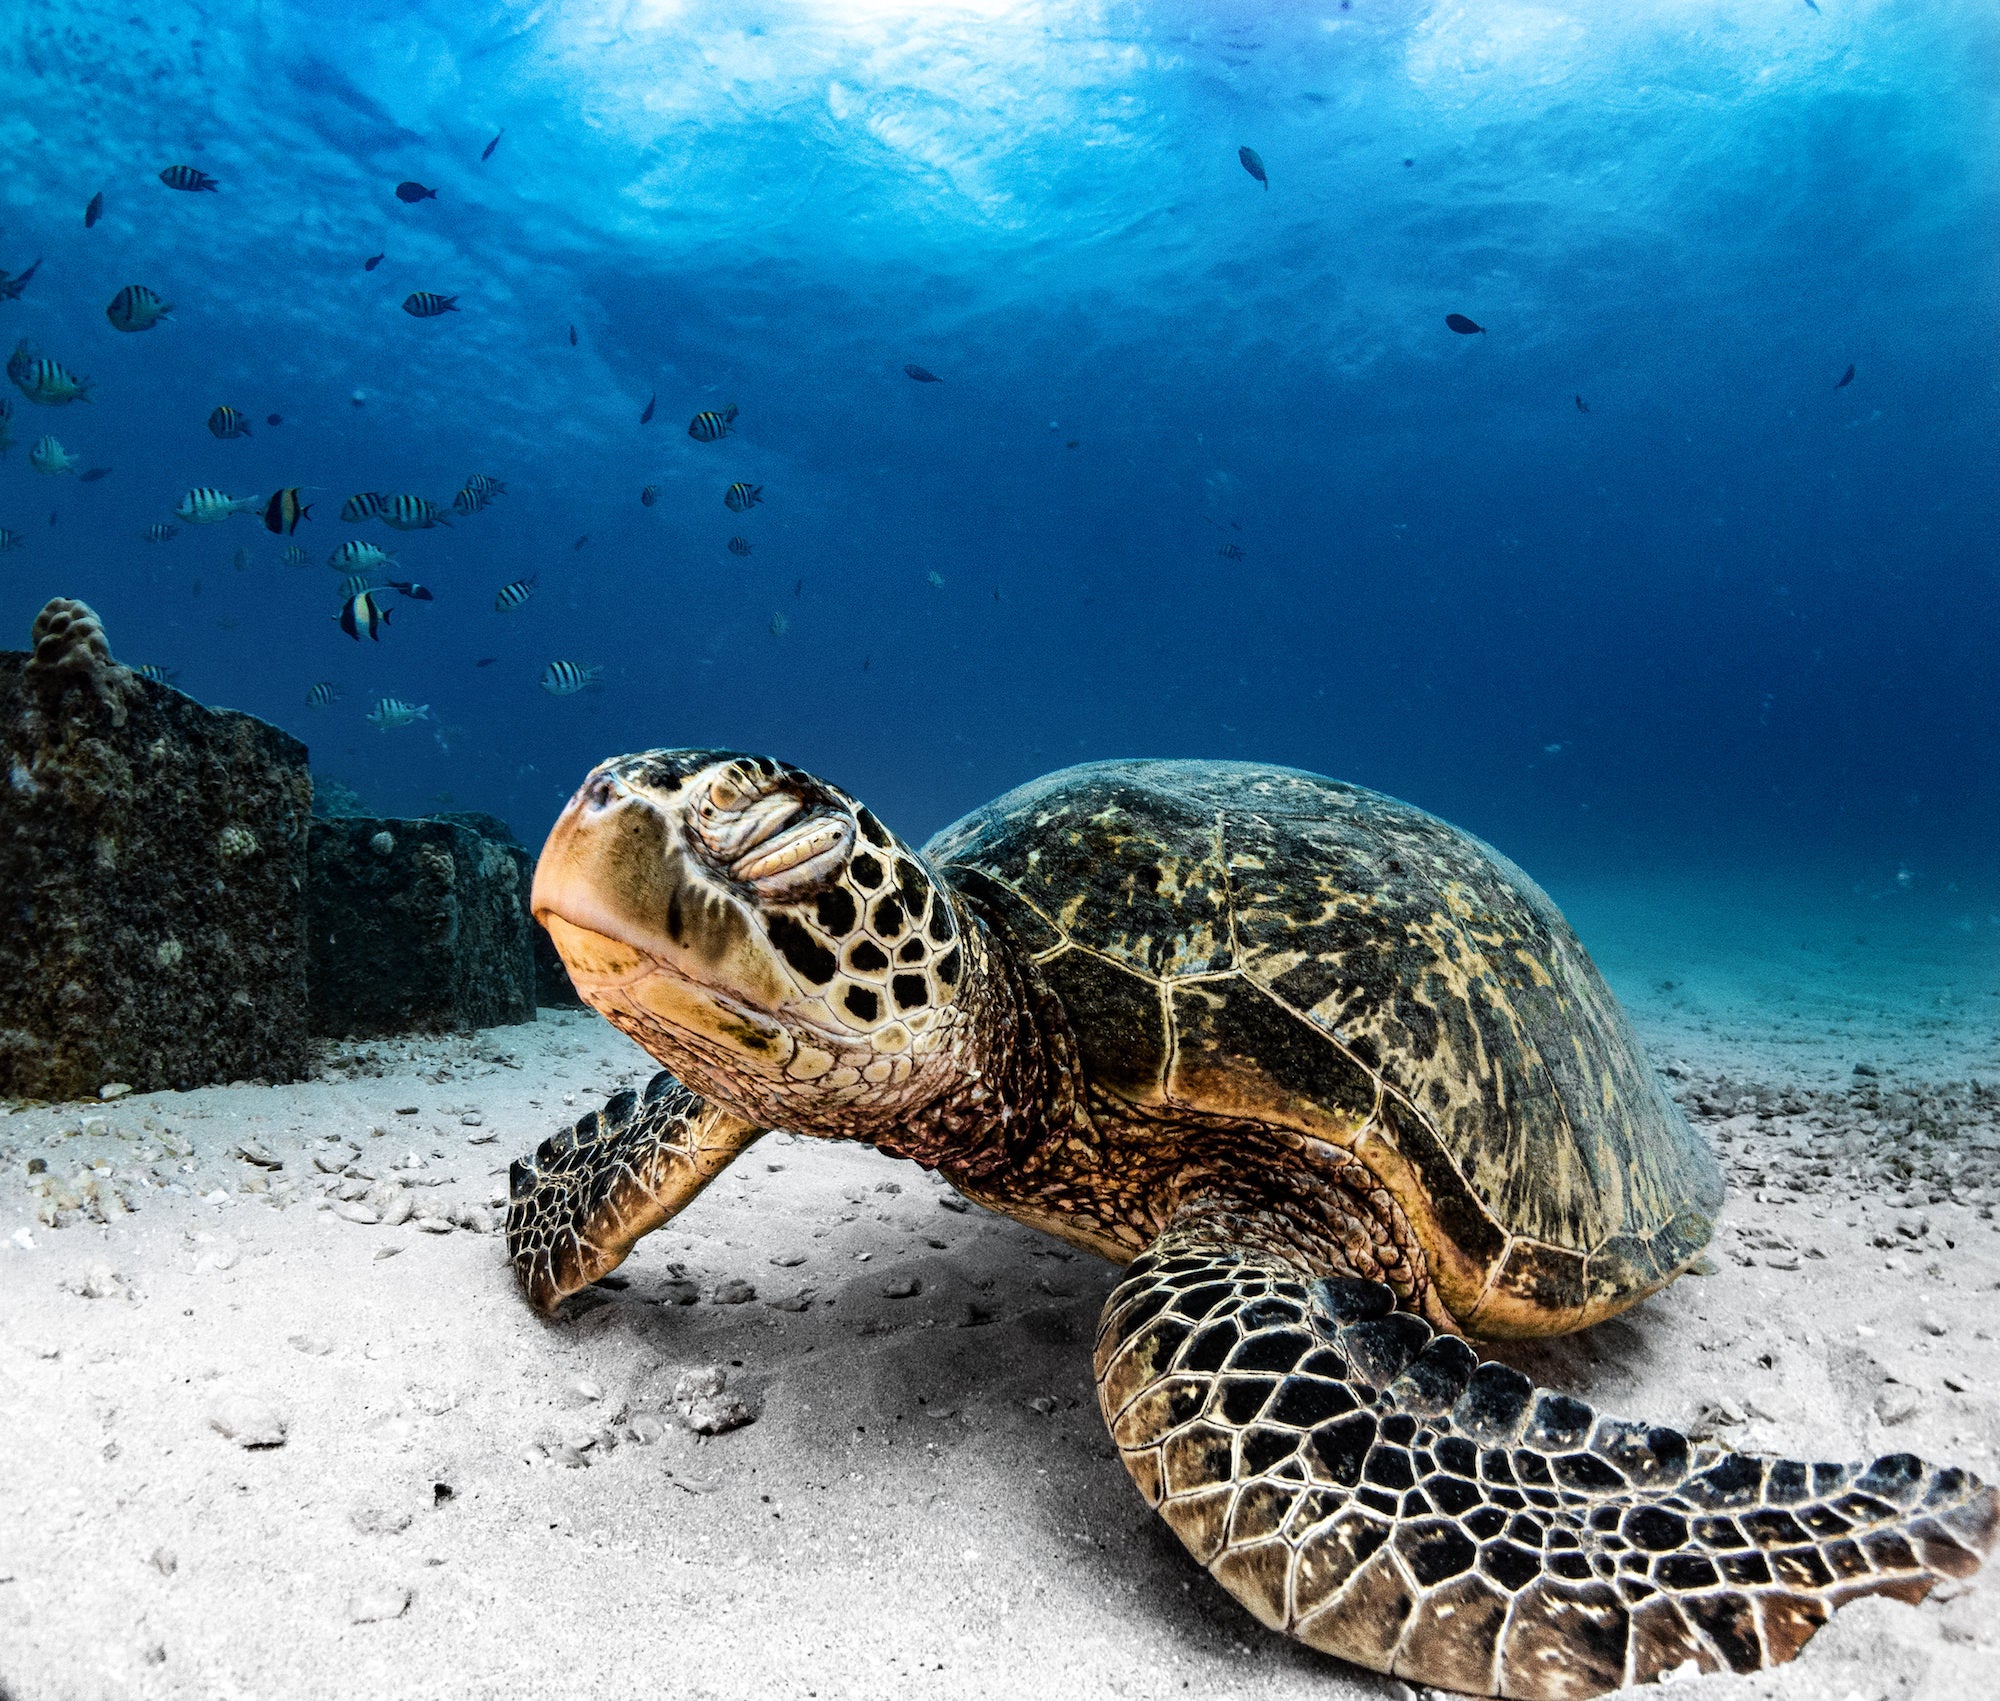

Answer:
[1403,158,1414,167]
[573,534,589,551]
[384,579,434,601]
[862,656,871,671]
[1239,146,1267,189]
[263,487,312,534]
[1574,395,1590,413]
[482,130,504,162]
[0,259,42,302]
[1446,313,1485,335]
[1836,363,1855,389]
[1066,440,1079,449]
[402,291,458,318]
[160,164,219,193]
[640,485,659,507]
[727,536,752,557]
[79,466,112,483]
[48,509,58,527]
[364,253,385,272]
[396,181,437,203]
[640,393,656,425]
[475,656,498,667]
[266,414,282,426]
[568,324,577,347]
[84,192,104,228]
[1218,543,1245,561]
[1803,0,1819,12]
[904,364,942,383]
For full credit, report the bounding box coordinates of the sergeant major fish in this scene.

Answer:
[305,681,342,709]
[368,697,429,729]
[282,545,309,567]
[106,285,171,332]
[341,492,387,522]
[144,523,179,543]
[207,405,253,439]
[724,482,762,512]
[494,575,536,612]
[402,291,457,318]
[31,436,80,475]
[0,528,24,551]
[328,540,396,572]
[9,344,91,405]
[176,487,262,523]
[540,660,601,696]
[380,494,450,530]
[159,164,219,192]
[688,404,738,442]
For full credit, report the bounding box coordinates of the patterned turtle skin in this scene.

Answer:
[509,751,1996,1700]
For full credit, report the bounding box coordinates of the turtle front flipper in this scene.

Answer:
[506,1070,762,1313]
[1096,1220,1997,1700]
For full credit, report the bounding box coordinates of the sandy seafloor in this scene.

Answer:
[2,877,1997,1701]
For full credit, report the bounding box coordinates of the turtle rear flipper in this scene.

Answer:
[506,1071,762,1313]
[1097,1220,1997,1700]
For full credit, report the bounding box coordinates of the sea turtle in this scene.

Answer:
[509,752,1995,1699]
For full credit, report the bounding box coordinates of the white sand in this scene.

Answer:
[2,902,1997,1701]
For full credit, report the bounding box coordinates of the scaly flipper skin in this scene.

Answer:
[1096,1219,1998,1700]
[505,1071,762,1313]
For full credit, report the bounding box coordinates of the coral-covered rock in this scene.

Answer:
[0,599,313,1100]
[307,817,537,1037]
[433,810,580,1008]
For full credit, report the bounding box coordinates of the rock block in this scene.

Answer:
[307,817,537,1036]
[0,600,313,1100]
[433,811,580,1008]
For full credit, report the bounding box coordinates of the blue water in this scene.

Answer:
[4,1,1997,944]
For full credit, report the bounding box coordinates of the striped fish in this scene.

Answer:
[207,405,253,439]
[494,576,536,612]
[159,164,219,193]
[451,484,491,516]
[338,573,378,601]
[176,487,261,522]
[727,536,752,557]
[463,473,505,498]
[640,485,659,507]
[282,545,309,567]
[1218,544,1245,561]
[540,660,601,696]
[367,697,429,729]
[328,540,395,572]
[0,528,24,551]
[305,682,342,709]
[9,344,91,406]
[401,291,458,318]
[724,482,762,512]
[688,404,738,443]
[131,663,177,685]
[263,488,311,533]
[106,285,171,333]
[144,523,179,544]
[31,437,79,475]
[380,494,450,531]
[339,588,392,641]
[341,492,387,523]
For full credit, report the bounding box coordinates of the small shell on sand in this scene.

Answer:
[208,1394,287,1448]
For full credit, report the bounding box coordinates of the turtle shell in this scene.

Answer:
[925,759,1721,1339]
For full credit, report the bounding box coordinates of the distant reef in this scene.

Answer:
[0,599,572,1104]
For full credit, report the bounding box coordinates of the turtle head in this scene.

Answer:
[532,750,974,1137]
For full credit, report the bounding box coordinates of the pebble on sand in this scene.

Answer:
[711,1278,757,1304]
[208,1394,288,1448]
[334,1201,381,1225]
[674,1366,756,1436]
[882,1274,921,1298]
[346,1583,411,1624]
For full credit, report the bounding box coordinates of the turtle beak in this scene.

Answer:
[531,760,788,1010]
